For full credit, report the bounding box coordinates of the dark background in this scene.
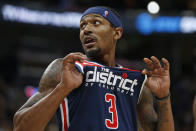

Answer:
[0,0,195,131]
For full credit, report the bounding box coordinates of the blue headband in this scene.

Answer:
[81,7,123,28]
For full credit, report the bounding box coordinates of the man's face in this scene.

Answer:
[80,14,115,58]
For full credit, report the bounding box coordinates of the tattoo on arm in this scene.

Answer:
[156,99,174,131]
[137,87,158,131]
[18,58,63,111]
[39,58,63,92]
[156,101,169,128]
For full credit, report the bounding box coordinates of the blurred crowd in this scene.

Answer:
[1,0,196,11]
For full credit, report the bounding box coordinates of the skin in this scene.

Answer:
[194,95,196,131]
[80,14,122,67]
[13,13,174,131]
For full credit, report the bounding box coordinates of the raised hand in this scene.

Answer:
[57,52,86,94]
[142,56,170,98]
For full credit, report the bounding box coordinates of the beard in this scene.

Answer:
[85,47,101,59]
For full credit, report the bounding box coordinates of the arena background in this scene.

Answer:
[0,0,195,130]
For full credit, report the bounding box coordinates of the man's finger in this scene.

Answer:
[142,69,152,76]
[69,52,86,59]
[162,58,170,70]
[151,56,161,69]
[63,54,85,67]
[68,52,87,63]
[143,58,154,70]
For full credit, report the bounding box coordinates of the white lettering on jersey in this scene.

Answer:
[86,67,138,93]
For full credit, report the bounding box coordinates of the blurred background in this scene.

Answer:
[0,0,195,131]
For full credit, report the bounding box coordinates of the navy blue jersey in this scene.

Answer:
[56,60,147,131]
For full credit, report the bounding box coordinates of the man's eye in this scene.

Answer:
[80,24,86,29]
[94,21,100,25]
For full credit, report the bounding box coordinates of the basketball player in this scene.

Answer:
[13,6,174,131]
[194,95,196,131]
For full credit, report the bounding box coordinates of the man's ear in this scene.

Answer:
[114,27,123,40]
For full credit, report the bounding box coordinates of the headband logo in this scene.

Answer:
[104,10,109,17]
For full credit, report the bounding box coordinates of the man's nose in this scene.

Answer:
[84,24,92,35]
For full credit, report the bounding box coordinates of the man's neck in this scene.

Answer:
[86,43,116,67]
[87,54,116,67]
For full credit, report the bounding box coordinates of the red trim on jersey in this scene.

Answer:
[75,61,84,67]
[83,60,102,67]
[62,100,68,131]
[76,60,140,72]
[121,67,141,72]
[76,60,102,67]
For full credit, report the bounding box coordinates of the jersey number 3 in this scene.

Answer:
[105,93,118,129]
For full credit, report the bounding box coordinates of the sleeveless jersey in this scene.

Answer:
[56,60,147,131]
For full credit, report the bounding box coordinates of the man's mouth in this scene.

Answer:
[83,37,97,48]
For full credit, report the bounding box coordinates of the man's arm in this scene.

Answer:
[139,56,174,131]
[13,53,85,131]
[137,87,157,131]
[156,94,173,131]
[193,95,196,131]
[13,58,63,131]
[137,87,174,131]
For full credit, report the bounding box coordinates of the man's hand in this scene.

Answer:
[142,56,170,99]
[139,56,174,131]
[57,52,86,93]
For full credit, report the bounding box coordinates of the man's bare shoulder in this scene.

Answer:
[16,58,63,112]
[39,58,63,92]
